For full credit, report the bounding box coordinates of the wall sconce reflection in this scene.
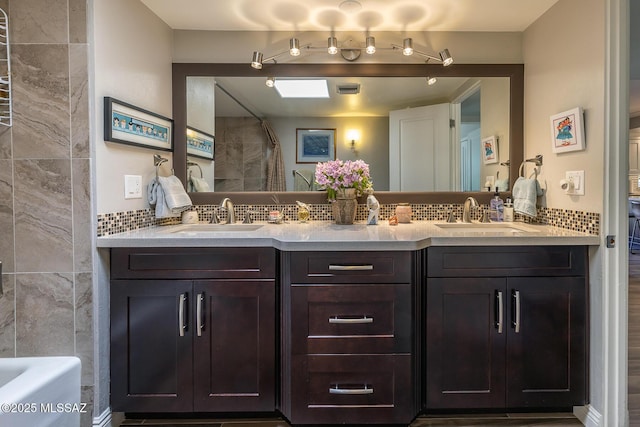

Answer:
[347,129,360,155]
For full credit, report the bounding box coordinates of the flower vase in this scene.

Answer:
[331,188,357,225]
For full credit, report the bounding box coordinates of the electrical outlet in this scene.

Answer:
[565,170,585,196]
[124,175,142,199]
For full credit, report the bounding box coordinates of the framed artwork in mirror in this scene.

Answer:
[482,136,498,164]
[550,107,585,153]
[104,97,173,151]
[296,128,336,163]
[186,126,214,160]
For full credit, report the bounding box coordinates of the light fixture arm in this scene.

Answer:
[389,45,442,63]
[257,43,314,65]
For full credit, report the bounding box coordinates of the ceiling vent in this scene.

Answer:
[336,84,361,95]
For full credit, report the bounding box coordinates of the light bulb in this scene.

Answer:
[328,37,338,55]
[365,36,376,54]
[289,38,301,56]
[402,38,413,56]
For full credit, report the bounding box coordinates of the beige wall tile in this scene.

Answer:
[0,126,11,159]
[12,44,70,159]
[14,159,73,272]
[10,0,68,44]
[69,0,87,44]
[15,272,74,356]
[70,44,90,159]
[0,159,13,273]
[73,159,92,271]
[0,274,15,357]
[75,272,93,386]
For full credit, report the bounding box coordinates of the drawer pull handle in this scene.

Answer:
[329,316,373,324]
[178,293,187,337]
[328,264,374,271]
[329,385,374,395]
[196,293,204,337]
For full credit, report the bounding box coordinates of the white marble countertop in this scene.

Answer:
[96,220,600,251]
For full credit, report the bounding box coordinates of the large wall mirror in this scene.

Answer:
[173,63,523,204]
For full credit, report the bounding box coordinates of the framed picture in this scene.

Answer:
[186,126,214,160]
[296,128,336,163]
[104,97,173,151]
[482,136,498,164]
[550,107,585,153]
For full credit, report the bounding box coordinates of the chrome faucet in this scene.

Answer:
[220,197,236,224]
[462,196,479,223]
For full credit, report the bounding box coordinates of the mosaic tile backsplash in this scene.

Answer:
[97,203,600,237]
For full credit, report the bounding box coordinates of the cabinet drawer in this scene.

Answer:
[111,247,275,279]
[290,354,413,425]
[290,251,412,284]
[427,246,587,278]
[291,284,411,354]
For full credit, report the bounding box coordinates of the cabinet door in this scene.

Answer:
[506,277,587,408]
[426,277,506,409]
[192,280,275,412]
[110,280,194,412]
[631,139,640,174]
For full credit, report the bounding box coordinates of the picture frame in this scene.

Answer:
[104,96,173,151]
[550,107,585,153]
[186,126,215,160]
[296,128,336,163]
[482,136,499,164]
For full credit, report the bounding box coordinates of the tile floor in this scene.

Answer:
[116,413,583,427]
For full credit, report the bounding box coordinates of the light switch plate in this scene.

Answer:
[124,175,142,199]
[565,170,585,195]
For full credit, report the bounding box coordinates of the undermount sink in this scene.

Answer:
[169,223,264,233]
[435,222,540,233]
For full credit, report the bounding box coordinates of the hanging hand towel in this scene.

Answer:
[148,175,192,218]
[512,176,543,218]
[190,176,211,192]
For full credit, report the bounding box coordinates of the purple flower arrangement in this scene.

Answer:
[314,159,373,201]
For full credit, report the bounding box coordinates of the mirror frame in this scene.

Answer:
[172,62,523,205]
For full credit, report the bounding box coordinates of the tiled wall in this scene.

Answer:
[213,117,268,191]
[0,1,94,425]
[97,202,600,236]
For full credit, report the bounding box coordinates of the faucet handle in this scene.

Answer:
[243,211,258,224]
[446,209,457,223]
[209,208,221,224]
[480,209,491,223]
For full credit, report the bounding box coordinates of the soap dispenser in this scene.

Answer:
[489,188,504,222]
[504,198,514,222]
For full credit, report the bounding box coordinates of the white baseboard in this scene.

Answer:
[574,405,603,427]
[93,408,111,427]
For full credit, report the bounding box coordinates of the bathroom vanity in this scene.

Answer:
[100,221,597,424]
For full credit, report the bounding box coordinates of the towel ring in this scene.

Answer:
[518,162,539,179]
[187,161,203,178]
[154,154,168,179]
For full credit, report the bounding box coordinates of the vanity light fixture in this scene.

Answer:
[249,35,453,71]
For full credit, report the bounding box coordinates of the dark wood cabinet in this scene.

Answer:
[281,251,419,425]
[110,279,194,412]
[425,246,588,411]
[110,248,276,413]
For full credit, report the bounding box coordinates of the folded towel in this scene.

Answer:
[512,176,543,218]
[190,176,211,192]
[148,175,192,218]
